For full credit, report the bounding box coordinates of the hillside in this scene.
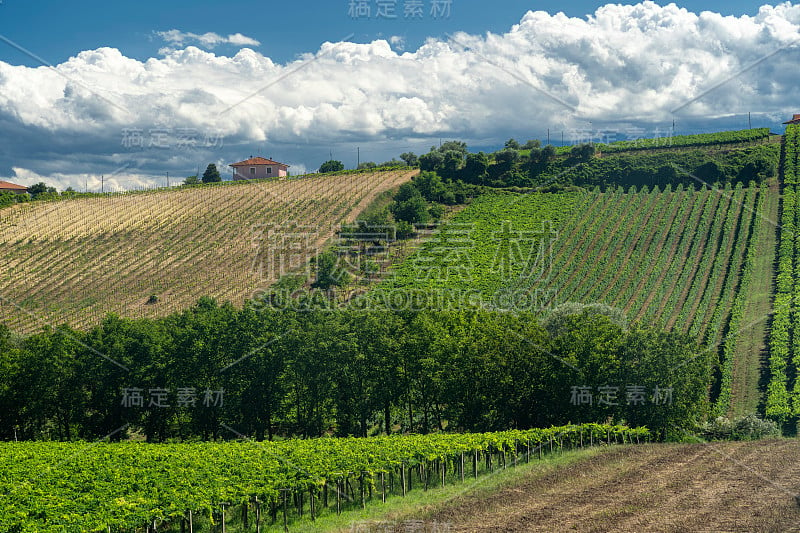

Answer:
[0,170,416,333]
[374,182,776,414]
[396,439,800,532]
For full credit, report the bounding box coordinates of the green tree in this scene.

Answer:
[391,183,430,224]
[570,143,596,162]
[28,182,57,199]
[464,152,489,184]
[312,251,351,290]
[523,139,541,150]
[183,175,200,185]
[201,164,221,183]
[319,160,345,173]
[400,152,419,166]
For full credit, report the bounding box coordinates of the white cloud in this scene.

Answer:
[389,35,406,52]
[156,29,261,49]
[10,167,160,193]
[2,2,800,190]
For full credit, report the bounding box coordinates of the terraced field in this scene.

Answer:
[0,170,415,333]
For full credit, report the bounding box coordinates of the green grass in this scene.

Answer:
[257,446,610,532]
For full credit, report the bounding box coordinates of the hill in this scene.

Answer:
[0,170,416,333]
[372,178,779,417]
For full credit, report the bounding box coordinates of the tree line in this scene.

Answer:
[413,139,778,189]
[0,299,710,442]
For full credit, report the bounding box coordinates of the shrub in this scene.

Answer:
[701,414,780,441]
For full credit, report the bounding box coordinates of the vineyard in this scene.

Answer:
[375,179,778,415]
[550,127,772,155]
[0,424,647,532]
[0,170,415,333]
[379,183,770,334]
[766,123,800,424]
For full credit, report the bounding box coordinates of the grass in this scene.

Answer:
[257,446,608,532]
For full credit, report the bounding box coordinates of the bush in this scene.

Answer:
[701,414,780,441]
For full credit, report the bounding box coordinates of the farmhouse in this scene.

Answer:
[229,157,289,180]
[0,181,29,194]
[783,114,800,125]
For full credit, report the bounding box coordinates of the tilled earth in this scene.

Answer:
[387,440,800,532]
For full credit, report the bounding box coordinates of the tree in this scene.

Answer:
[400,152,419,166]
[183,175,200,185]
[523,139,541,150]
[201,164,221,183]
[312,251,351,290]
[357,162,377,170]
[319,160,344,173]
[570,143,596,162]
[413,171,448,203]
[505,138,521,150]
[418,151,444,172]
[28,182,57,199]
[391,184,430,225]
[464,152,489,184]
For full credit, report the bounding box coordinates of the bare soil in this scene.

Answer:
[397,440,800,532]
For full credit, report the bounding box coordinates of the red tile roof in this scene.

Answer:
[0,181,28,191]
[230,157,289,167]
[783,114,800,124]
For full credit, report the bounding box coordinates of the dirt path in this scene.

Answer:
[401,440,800,532]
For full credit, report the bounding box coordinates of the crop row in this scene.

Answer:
[766,125,799,421]
[714,184,766,416]
[0,424,649,532]
[551,128,771,155]
[0,170,414,332]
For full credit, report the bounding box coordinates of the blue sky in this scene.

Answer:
[0,1,774,67]
[0,1,798,190]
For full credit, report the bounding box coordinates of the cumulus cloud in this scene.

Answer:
[2,2,800,190]
[156,29,261,49]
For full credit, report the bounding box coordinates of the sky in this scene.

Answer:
[0,0,799,191]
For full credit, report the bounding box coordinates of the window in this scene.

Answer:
[267,167,272,174]
[250,167,256,175]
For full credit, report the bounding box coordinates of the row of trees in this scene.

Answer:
[0,299,710,442]
[410,140,778,189]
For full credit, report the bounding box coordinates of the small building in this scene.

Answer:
[0,181,29,194]
[229,157,289,180]
[783,114,800,125]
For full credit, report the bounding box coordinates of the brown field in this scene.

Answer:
[0,170,415,333]
[398,439,800,532]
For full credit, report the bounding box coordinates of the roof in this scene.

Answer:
[0,181,28,191]
[783,114,800,124]
[229,157,289,168]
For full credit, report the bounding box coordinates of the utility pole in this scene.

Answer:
[101,175,104,194]
[749,112,752,129]
[166,171,169,188]
[547,128,550,145]
[357,147,360,168]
